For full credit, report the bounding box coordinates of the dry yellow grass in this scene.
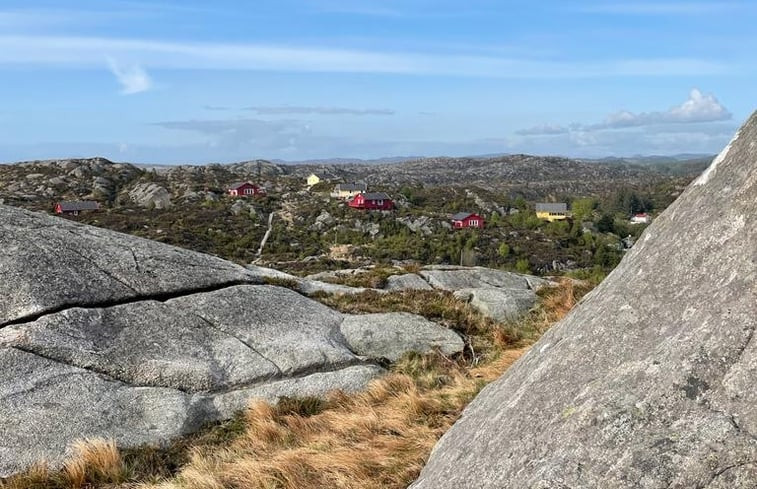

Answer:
[1,279,590,489]
[147,349,526,489]
[0,439,127,489]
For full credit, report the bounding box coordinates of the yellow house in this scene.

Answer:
[536,203,569,222]
[306,173,323,187]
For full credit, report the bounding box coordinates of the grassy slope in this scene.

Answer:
[1,280,591,489]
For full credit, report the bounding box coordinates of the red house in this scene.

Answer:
[451,212,484,229]
[348,192,394,210]
[227,181,266,197]
[54,201,100,215]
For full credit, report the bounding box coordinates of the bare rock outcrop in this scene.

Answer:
[0,205,461,476]
[411,113,757,488]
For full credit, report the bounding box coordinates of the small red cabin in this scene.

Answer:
[451,212,484,229]
[227,181,266,197]
[348,192,394,210]
[54,201,100,216]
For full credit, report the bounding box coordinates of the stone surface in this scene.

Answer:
[0,207,410,476]
[384,273,434,291]
[246,264,378,296]
[411,112,757,488]
[0,346,382,476]
[453,287,537,322]
[0,205,259,326]
[340,312,464,362]
[419,266,549,292]
[128,182,172,209]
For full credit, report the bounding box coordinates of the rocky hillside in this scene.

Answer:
[411,113,757,487]
[0,152,698,210]
[0,152,695,278]
[0,203,559,477]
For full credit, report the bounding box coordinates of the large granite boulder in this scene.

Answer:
[384,273,434,291]
[340,312,464,362]
[0,205,456,476]
[128,182,172,209]
[411,113,757,488]
[453,287,538,322]
[419,266,549,292]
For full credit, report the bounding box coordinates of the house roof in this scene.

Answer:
[536,203,568,213]
[451,212,477,221]
[335,183,368,192]
[57,201,100,211]
[360,192,391,200]
[228,181,256,189]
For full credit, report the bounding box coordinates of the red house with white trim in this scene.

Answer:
[451,212,484,229]
[348,192,394,210]
[227,181,266,197]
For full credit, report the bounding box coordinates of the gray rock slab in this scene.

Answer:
[384,273,433,291]
[419,266,547,291]
[453,287,537,322]
[340,312,464,362]
[0,300,280,392]
[0,205,259,325]
[297,279,375,296]
[168,285,357,375]
[0,347,383,477]
[411,112,757,488]
[245,264,378,296]
[0,347,195,477]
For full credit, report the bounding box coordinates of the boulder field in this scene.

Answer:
[411,113,757,487]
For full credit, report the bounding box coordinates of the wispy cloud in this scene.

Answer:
[0,35,728,78]
[151,118,310,151]
[106,57,152,94]
[244,106,394,115]
[516,123,571,136]
[517,88,731,135]
[203,105,232,111]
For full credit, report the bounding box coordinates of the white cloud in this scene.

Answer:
[107,58,152,94]
[518,88,732,135]
[0,35,727,79]
[592,89,731,129]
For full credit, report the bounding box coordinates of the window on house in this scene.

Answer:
[245,188,253,195]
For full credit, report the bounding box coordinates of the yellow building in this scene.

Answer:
[306,173,323,186]
[536,203,569,222]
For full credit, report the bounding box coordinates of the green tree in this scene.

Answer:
[571,198,595,222]
[498,242,510,257]
[597,213,615,233]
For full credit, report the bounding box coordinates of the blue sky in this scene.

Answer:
[0,0,755,164]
